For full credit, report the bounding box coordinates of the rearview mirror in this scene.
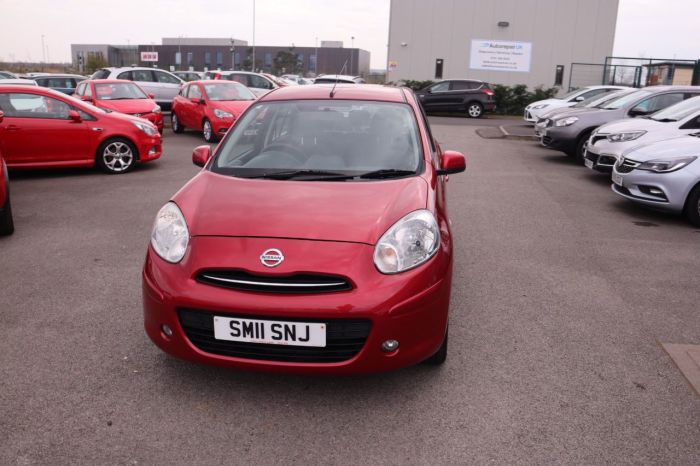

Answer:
[192,145,212,167]
[0,110,4,124]
[68,110,82,123]
[629,105,649,117]
[437,150,466,175]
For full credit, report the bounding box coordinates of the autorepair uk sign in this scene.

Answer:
[140,51,159,62]
[469,40,532,72]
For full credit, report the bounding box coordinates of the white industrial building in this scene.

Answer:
[387,0,619,89]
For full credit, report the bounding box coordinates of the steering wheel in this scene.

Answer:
[263,142,307,163]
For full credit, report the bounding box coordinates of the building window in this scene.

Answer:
[297,54,304,69]
[264,53,272,68]
[187,52,193,66]
[216,51,223,68]
[234,52,241,67]
[309,54,317,73]
[175,52,181,66]
[555,65,564,86]
[204,52,211,67]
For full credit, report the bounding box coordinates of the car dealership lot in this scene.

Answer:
[1,120,699,464]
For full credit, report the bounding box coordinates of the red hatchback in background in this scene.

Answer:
[74,79,164,133]
[143,85,467,375]
[171,80,256,142]
[0,85,162,174]
[0,140,13,235]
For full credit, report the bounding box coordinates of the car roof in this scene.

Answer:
[317,74,360,80]
[89,79,135,84]
[190,80,246,85]
[0,80,38,86]
[33,74,85,78]
[259,84,407,103]
[640,85,700,92]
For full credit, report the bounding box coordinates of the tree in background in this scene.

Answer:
[273,48,301,76]
[85,54,108,74]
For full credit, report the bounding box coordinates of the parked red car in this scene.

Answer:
[0,142,13,235]
[143,85,466,375]
[74,79,164,133]
[171,80,256,142]
[0,85,162,174]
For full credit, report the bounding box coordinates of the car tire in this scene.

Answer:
[575,131,592,164]
[424,328,448,365]
[202,119,215,143]
[0,187,14,236]
[684,184,700,227]
[466,102,483,119]
[96,138,137,174]
[172,113,184,134]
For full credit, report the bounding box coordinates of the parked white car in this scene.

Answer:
[91,67,184,110]
[524,85,627,123]
[314,75,365,84]
[585,96,700,172]
[206,71,277,97]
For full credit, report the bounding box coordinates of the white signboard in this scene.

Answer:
[140,51,159,62]
[469,40,532,73]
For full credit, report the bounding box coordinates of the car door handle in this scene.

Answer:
[5,124,20,131]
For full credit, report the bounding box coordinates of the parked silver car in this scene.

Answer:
[611,134,700,226]
[314,74,365,84]
[91,67,184,110]
[204,71,277,97]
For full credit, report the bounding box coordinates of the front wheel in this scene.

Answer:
[0,191,14,236]
[466,102,483,118]
[202,119,215,143]
[96,138,137,174]
[171,112,183,133]
[684,185,700,227]
[575,131,592,164]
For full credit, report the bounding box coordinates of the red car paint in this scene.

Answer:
[0,85,161,171]
[74,79,164,132]
[143,84,466,374]
[171,80,256,141]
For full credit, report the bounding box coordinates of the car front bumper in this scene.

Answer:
[611,164,697,213]
[584,145,619,173]
[136,134,162,163]
[142,236,453,375]
[539,125,580,154]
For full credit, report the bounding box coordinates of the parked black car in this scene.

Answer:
[415,79,495,118]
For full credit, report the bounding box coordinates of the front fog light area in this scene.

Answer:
[382,340,400,352]
[374,210,440,274]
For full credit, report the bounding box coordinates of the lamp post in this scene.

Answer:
[252,0,256,72]
[350,36,355,75]
[315,36,319,76]
[230,38,236,71]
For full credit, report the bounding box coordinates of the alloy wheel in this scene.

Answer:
[203,120,212,141]
[468,104,482,118]
[102,141,134,173]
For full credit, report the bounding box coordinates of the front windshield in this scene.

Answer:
[203,82,256,101]
[591,89,634,108]
[212,100,422,180]
[650,96,700,122]
[557,88,583,100]
[600,90,651,110]
[95,83,147,100]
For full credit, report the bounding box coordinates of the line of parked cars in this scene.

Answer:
[528,85,700,226]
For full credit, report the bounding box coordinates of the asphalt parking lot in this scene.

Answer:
[1,117,699,464]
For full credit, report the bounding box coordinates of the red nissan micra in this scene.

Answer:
[74,79,164,133]
[143,84,466,375]
[171,80,256,142]
[0,85,162,174]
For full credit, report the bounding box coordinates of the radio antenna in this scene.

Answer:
[330,57,350,98]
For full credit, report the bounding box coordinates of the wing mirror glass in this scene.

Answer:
[629,105,649,117]
[437,150,466,175]
[192,145,212,167]
[68,110,82,123]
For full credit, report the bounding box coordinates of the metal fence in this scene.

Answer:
[569,57,700,90]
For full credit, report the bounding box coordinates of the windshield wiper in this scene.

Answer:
[245,169,354,180]
[357,169,416,179]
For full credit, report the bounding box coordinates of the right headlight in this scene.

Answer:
[607,130,646,142]
[554,116,579,127]
[637,156,697,173]
[373,210,440,274]
[150,202,189,263]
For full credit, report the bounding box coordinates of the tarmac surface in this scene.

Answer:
[1,116,699,464]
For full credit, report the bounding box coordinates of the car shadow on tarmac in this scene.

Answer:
[8,162,161,182]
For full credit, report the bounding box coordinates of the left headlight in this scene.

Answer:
[554,116,578,127]
[373,210,440,274]
[151,105,161,114]
[131,120,158,136]
[151,202,189,263]
[532,104,549,110]
[214,108,233,119]
[607,130,646,142]
[637,156,697,173]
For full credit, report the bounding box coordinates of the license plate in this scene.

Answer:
[585,159,594,169]
[612,173,624,186]
[213,316,326,347]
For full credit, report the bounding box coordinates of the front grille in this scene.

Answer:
[196,270,352,294]
[616,157,640,174]
[542,136,553,146]
[178,308,371,363]
[598,154,617,166]
[585,151,600,163]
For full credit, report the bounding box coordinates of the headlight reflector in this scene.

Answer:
[637,156,697,173]
[607,130,646,142]
[532,104,549,110]
[131,120,158,136]
[373,210,440,274]
[214,108,233,119]
[554,116,578,127]
[151,202,189,263]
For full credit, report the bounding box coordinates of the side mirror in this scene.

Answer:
[629,106,649,117]
[574,96,585,102]
[190,97,205,105]
[192,145,212,167]
[437,150,466,175]
[68,110,82,123]
[0,110,4,124]
[79,95,92,102]
[148,93,155,99]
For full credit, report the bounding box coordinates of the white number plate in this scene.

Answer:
[585,159,594,169]
[612,173,624,186]
[213,316,326,347]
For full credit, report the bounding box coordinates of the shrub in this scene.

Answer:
[400,79,435,91]
[493,84,559,115]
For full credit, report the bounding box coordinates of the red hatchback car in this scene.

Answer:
[0,85,162,174]
[0,143,13,235]
[143,85,466,375]
[171,80,256,142]
[74,79,164,133]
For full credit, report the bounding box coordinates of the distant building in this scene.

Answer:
[387,0,619,88]
[71,38,370,77]
[321,41,344,48]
